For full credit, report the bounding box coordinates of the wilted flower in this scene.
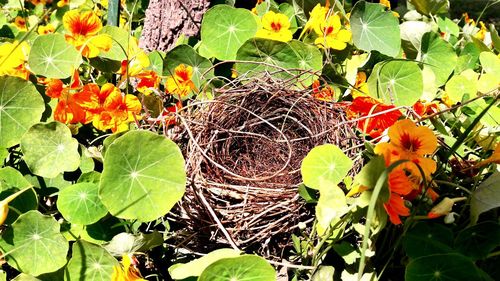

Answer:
[256,11,293,42]
[427,197,466,219]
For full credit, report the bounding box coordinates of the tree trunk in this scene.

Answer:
[139,0,210,53]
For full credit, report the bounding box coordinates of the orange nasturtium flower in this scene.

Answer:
[314,13,351,50]
[374,119,438,179]
[136,70,160,95]
[112,254,146,281]
[311,80,335,102]
[63,10,112,58]
[256,11,293,42]
[77,83,142,133]
[166,64,197,98]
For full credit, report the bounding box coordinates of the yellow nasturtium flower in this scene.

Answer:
[63,10,112,58]
[255,11,293,42]
[301,3,329,37]
[166,64,197,98]
[0,41,31,79]
[314,13,352,50]
[112,254,146,281]
[13,16,27,31]
[119,37,150,77]
[38,23,55,35]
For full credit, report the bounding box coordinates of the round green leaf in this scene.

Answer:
[99,130,186,222]
[65,240,119,281]
[455,222,500,261]
[405,253,482,281]
[80,217,126,245]
[20,122,81,178]
[0,77,45,148]
[99,26,129,61]
[57,182,108,225]
[288,40,323,86]
[316,181,348,235]
[200,5,259,60]
[367,61,423,106]
[164,44,214,90]
[402,222,454,259]
[169,249,241,280]
[198,255,276,281]
[420,32,457,87]
[301,144,353,190]
[480,51,500,77]
[0,210,69,276]
[350,1,401,57]
[445,75,477,104]
[408,0,449,16]
[28,33,82,79]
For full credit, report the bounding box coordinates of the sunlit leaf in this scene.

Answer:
[350,1,401,57]
[0,211,69,276]
[200,5,259,60]
[169,249,241,280]
[20,122,81,178]
[28,33,82,78]
[471,172,500,224]
[408,0,449,16]
[198,255,276,281]
[57,182,108,225]
[0,77,45,148]
[65,240,118,281]
[99,130,186,222]
[301,144,353,190]
[420,32,457,87]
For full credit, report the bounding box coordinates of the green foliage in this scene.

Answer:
[20,122,81,178]
[420,32,457,87]
[455,222,500,260]
[301,144,353,190]
[57,182,108,225]
[405,253,483,281]
[198,255,276,281]
[164,44,214,89]
[367,60,423,106]
[471,172,500,224]
[0,211,69,276]
[200,5,259,60]
[65,240,118,281]
[28,34,82,78]
[169,249,241,280]
[99,130,186,222]
[350,1,401,57]
[0,77,45,148]
[408,0,450,16]
[403,222,454,258]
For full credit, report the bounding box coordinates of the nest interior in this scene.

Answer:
[175,75,363,255]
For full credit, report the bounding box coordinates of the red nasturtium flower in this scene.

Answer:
[63,10,112,58]
[166,64,197,98]
[136,70,160,95]
[346,96,402,138]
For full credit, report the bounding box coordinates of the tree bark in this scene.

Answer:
[139,0,210,53]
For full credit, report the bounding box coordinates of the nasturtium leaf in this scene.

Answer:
[80,217,125,245]
[402,222,454,258]
[148,50,165,74]
[437,17,459,37]
[455,222,500,261]
[478,73,500,94]
[480,51,500,77]
[200,5,259,60]
[57,182,108,225]
[471,172,500,224]
[99,130,186,222]
[444,75,477,104]
[367,61,423,106]
[301,144,353,190]
[28,33,82,78]
[235,38,298,79]
[400,21,432,52]
[0,210,69,276]
[164,44,214,90]
[0,77,45,148]
[99,26,130,61]
[80,146,95,173]
[198,255,276,281]
[288,40,323,85]
[405,253,482,281]
[350,1,401,57]
[78,171,101,184]
[0,167,37,224]
[169,249,241,280]
[408,0,449,16]
[466,99,500,127]
[316,180,348,235]
[311,266,335,281]
[420,32,457,87]
[20,122,81,178]
[65,240,119,281]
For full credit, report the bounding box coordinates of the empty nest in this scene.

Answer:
[174,74,363,255]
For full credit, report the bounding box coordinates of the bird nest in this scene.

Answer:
[173,74,363,255]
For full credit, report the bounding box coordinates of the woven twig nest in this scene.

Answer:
[174,74,363,255]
